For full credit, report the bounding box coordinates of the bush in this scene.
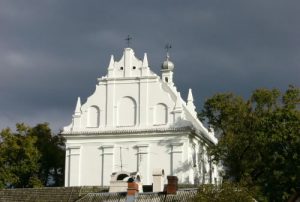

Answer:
[190,182,261,202]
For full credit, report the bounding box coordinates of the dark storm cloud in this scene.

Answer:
[0,0,299,131]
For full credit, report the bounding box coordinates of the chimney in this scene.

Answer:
[166,176,178,195]
[152,168,165,192]
[126,178,138,202]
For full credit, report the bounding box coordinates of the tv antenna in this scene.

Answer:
[115,146,129,171]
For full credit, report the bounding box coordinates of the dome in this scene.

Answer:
[161,58,174,71]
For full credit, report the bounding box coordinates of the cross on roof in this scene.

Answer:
[165,43,172,58]
[125,35,132,47]
[165,43,172,52]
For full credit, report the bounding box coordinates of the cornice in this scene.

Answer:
[62,126,192,136]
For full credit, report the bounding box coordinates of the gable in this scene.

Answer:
[62,48,217,145]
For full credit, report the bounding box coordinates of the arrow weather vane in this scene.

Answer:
[125,35,132,47]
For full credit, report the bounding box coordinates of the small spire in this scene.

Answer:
[74,97,81,115]
[187,88,194,102]
[142,53,148,67]
[174,92,183,110]
[187,88,197,117]
[108,55,114,70]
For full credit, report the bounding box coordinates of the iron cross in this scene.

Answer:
[165,43,172,52]
[165,43,172,57]
[125,35,132,47]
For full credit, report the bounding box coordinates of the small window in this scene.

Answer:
[133,66,136,70]
[120,67,124,70]
[165,77,168,82]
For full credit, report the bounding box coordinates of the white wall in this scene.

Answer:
[65,132,217,186]
[63,48,220,187]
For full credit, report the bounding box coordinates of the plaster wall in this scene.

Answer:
[73,79,176,130]
[62,48,221,187]
[65,134,203,186]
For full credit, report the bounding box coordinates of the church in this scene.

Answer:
[62,46,221,187]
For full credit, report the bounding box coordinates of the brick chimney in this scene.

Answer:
[166,176,178,195]
[126,178,139,202]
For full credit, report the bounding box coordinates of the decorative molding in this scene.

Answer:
[99,145,115,155]
[66,146,81,156]
[135,144,149,147]
[99,145,115,149]
[170,142,184,146]
[63,126,192,134]
[170,143,183,153]
[135,144,149,154]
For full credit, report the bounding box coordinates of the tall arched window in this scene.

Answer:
[154,103,167,125]
[87,106,100,127]
[118,97,136,127]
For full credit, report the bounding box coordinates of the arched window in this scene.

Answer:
[118,97,137,127]
[154,103,167,125]
[87,106,100,127]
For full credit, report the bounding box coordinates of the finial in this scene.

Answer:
[108,55,114,70]
[74,97,81,115]
[187,88,197,117]
[142,53,149,67]
[165,43,172,59]
[125,35,132,47]
[162,43,174,71]
[187,88,194,102]
[174,92,183,110]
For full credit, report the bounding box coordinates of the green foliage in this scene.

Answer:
[200,86,300,201]
[30,123,65,186]
[190,182,258,202]
[0,123,65,188]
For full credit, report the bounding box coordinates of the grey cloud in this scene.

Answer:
[0,0,299,131]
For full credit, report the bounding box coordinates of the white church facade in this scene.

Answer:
[62,47,221,187]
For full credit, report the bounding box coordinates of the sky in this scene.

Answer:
[0,0,299,132]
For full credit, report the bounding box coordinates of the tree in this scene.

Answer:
[0,123,65,188]
[200,86,300,201]
[30,123,65,186]
[190,181,256,202]
[0,123,41,188]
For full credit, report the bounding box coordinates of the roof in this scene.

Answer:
[76,189,198,202]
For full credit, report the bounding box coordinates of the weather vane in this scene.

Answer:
[125,35,132,47]
[165,43,172,58]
